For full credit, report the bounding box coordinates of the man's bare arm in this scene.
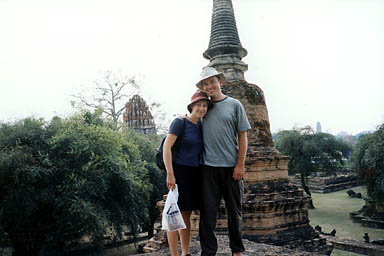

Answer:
[233,131,248,181]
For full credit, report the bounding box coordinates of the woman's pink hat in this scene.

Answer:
[187,91,213,113]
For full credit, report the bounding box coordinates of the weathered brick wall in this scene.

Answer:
[222,80,273,147]
[291,174,359,193]
[351,198,384,229]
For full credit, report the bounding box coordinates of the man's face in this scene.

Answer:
[201,76,222,98]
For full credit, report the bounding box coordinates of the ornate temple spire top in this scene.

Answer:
[204,0,247,60]
[203,0,248,81]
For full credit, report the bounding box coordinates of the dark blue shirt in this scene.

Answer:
[168,117,202,167]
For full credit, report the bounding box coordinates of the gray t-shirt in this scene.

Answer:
[202,96,251,167]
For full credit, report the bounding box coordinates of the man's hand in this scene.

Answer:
[233,130,247,181]
[233,164,245,181]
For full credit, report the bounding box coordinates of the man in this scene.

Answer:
[196,66,251,256]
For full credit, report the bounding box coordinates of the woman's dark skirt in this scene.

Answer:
[173,163,202,211]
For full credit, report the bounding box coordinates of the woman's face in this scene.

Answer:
[191,100,208,118]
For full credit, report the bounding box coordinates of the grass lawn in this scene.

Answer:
[308,186,384,255]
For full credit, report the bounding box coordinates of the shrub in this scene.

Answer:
[0,113,151,255]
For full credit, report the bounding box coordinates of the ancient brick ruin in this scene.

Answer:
[350,198,384,229]
[188,0,332,254]
[123,94,156,134]
[324,235,384,255]
[291,174,359,193]
[152,0,334,254]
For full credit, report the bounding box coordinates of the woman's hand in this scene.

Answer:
[163,133,177,190]
[167,173,176,190]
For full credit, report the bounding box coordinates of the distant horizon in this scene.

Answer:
[0,108,378,137]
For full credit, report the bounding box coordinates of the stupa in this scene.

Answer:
[123,94,156,134]
[188,0,332,254]
[316,121,322,133]
[149,0,333,254]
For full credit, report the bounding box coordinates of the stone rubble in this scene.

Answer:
[137,235,321,256]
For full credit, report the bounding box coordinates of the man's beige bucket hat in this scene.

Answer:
[196,66,226,90]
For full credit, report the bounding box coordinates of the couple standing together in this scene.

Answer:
[163,66,251,256]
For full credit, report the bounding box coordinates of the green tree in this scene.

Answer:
[351,124,384,206]
[274,127,351,206]
[126,131,167,237]
[76,103,167,238]
[0,113,150,255]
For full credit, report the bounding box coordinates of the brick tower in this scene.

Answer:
[189,0,333,254]
[123,94,156,134]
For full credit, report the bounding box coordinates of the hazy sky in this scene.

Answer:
[1,0,383,135]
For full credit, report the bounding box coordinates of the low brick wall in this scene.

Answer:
[323,235,384,256]
[291,174,359,193]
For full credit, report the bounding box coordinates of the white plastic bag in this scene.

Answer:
[161,185,186,232]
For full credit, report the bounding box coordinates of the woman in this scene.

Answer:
[163,91,212,256]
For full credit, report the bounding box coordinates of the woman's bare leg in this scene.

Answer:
[179,211,192,256]
[167,230,179,256]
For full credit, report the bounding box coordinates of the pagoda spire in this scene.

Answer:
[204,0,248,81]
